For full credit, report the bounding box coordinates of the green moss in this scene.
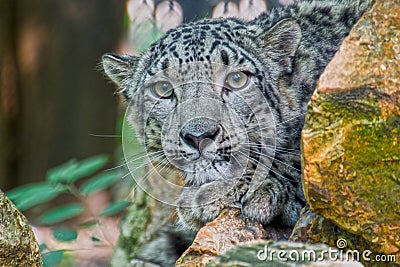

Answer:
[343,115,399,214]
[303,87,400,258]
[0,190,43,266]
[309,90,399,211]
[113,189,150,264]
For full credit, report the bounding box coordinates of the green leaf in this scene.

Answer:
[39,243,48,252]
[79,171,120,196]
[91,236,101,242]
[52,228,77,242]
[67,155,109,183]
[6,183,66,211]
[46,155,109,184]
[42,250,64,267]
[100,200,131,217]
[79,220,99,229]
[39,203,84,225]
[46,160,79,183]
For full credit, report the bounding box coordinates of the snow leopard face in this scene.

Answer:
[102,17,304,229]
[102,0,372,265]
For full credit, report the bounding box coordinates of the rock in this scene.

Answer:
[289,207,348,245]
[301,0,400,265]
[0,189,43,266]
[176,208,292,266]
[290,207,387,266]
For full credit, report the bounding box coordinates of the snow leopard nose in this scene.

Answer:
[180,118,220,150]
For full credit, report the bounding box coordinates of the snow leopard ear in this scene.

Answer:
[262,19,302,74]
[102,53,139,99]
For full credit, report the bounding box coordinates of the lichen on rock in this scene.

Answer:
[301,0,400,265]
[0,190,43,266]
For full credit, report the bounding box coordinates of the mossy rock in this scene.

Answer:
[301,0,400,264]
[0,190,43,266]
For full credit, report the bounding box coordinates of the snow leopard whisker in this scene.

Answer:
[234,125,274,136]
[241,143,298,153]
[240,142,300,155]
[235,150,275,179]
[248,143,298,152]
[134,157,174,190]
[230,153,247,174]
[130,157,168,187]
[236,150,296,182]
[103,150,165,172]
[235,111,308,136]
[257,112,308,131]
[89,133,122,138]
[249,150,301,173]
[110,153,166,182]
[133,151,167,166]
[120,154,167,181]
[127,150,165,163]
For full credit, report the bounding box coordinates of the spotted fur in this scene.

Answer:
[102,0,372,265]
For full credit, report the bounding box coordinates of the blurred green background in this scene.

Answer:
[0,0,284,191]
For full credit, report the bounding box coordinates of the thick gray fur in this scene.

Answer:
[102,0,372,266]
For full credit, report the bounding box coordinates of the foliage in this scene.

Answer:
[100,200,132,217]
[42,250,65,267]
[6,154,131,267]
[52,228,78,242]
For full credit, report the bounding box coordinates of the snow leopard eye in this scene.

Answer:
[225,71,249,90]
[151,81,174,98]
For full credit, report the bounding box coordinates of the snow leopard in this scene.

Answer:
[102,0,372,265]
